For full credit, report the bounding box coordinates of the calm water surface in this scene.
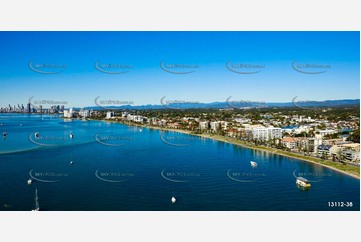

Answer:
[0,114,359,211]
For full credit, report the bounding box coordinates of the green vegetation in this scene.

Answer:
[347,128,360,143]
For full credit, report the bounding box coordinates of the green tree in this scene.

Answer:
[347,128,360,143]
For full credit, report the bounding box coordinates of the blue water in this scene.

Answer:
[281,125,299,129]
[0,114,359,211]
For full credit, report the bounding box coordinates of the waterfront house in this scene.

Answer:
[317,145,332,158]
[281,137,297,149]
[342,150,360,162]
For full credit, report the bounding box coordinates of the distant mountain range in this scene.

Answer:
[76,99,360,110]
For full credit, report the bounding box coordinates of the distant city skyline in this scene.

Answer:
[0,31,359,107]
[1,98,359,113]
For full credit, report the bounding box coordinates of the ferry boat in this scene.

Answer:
[296,177,311,188]
[250,161,257,167]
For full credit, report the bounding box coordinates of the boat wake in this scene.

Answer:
[0,139,96,156]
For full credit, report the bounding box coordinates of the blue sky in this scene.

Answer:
[0,31,359,108]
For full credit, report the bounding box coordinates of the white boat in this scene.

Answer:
[70,134,74,139]
[3,132,7,138]
[171,196,176,204]
[70,161,74,165]
[31,189,40,211]
[250,161,257,167]
[35,132,39,138]
[27,179,33,185]
[296,177,311,188]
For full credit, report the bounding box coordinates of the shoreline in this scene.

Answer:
[102,119,360,180]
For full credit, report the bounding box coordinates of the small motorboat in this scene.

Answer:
[296,177,311,188]
[70,161,74,165]
[171,196,176,204]
[2,132,6,138]
[27,179,33,185]
[70,134,74,139]
[35,132,40,139]
[250,161,257,167]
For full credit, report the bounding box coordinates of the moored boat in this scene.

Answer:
[250,161,257,167]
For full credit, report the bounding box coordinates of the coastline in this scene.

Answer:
[102,119,360,180]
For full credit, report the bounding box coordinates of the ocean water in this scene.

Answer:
[0,114,359,211]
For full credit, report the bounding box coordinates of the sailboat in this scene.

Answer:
[31,189,40,211]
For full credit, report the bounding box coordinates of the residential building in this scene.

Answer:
[210,121,221,132]
[167,122,181,129]
[282,137,297,149]
[63,109,74,118]
[199,121,209,130]
[323,138,343,146]
[267,127,282,139]
[317,145,332,157]
[106,111,114,119]
[317,129,337,137]
[342,150,360,162]
[246,126,282,141]
[79,109,90,118]
[307,138,323,153]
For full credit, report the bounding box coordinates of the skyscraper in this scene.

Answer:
[27,103,31,113]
